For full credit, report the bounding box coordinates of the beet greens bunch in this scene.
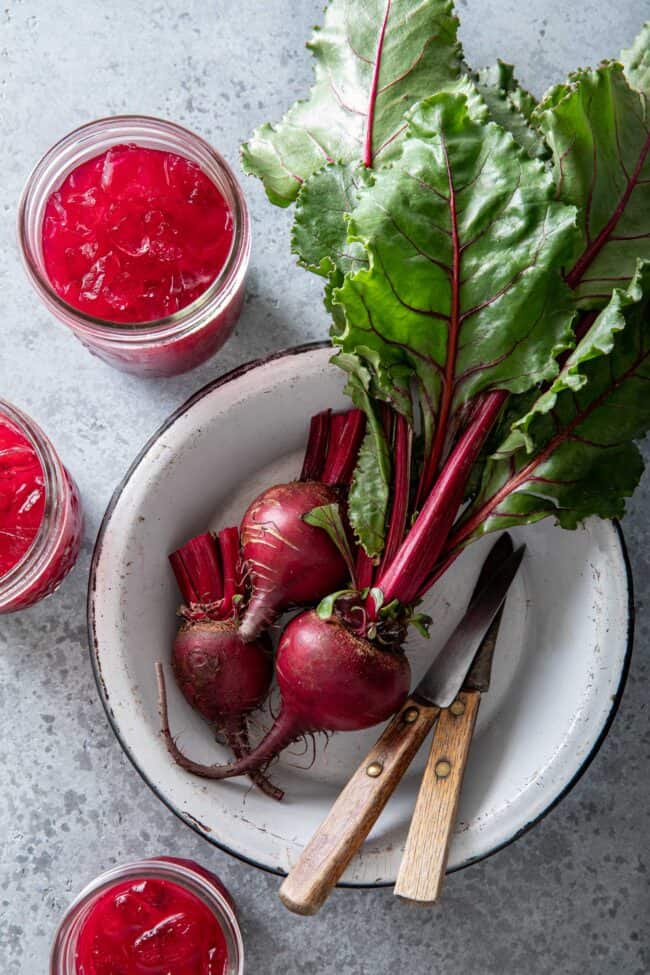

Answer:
[243,2,650,627]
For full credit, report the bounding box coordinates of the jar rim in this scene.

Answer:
[17,114,250,343]
[0,400,67,604]
[49,857,244,975]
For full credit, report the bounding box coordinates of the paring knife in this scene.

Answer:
[394,534,514,904]
[278,536,525,916]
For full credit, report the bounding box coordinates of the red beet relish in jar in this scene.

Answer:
[19,117,250,377]
[42,145,234,324]
[74,876,229,974]
[0,401,82,613]
[0,412,46,578]
[50,858,243,975]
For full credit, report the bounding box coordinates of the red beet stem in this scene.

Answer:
[362,0,391,168]
[415,313,597,598]
[375,391,507,607]
[404,311,598,599]
[157,662,300,780]
[218,527,242,617]
[321,409,366,486]
[379,402,393,439]
[169,532,223,606]
[355,547,376,591]
[379,413,412,572]
[300,410,331,482]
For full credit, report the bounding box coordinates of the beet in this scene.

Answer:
[167,528,281,799]
[157,608,411,781]
[238,409,365,641]
[238,481,350,641]
[172,619,272,722]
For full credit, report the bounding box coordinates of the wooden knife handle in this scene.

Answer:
[279,697,440,915]
[394,689,481,904]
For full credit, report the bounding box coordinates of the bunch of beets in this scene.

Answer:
[158,2,650,798]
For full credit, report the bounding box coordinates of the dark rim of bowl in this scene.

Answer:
[87,341,635,888]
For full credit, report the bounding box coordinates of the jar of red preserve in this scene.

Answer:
[18,116,251,377]
[0,400,82,613]
[50,857,244,975]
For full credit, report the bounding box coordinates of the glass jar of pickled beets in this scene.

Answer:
[18,116,251,377]
[50,857,244,975]
[0,400,82,614]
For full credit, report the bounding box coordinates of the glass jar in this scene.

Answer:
[18,116,251,378]
[50,857,244,975]
[0,400,82,614]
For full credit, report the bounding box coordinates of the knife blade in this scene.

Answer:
[412,542,525,709]
[463,533,514,693]
[278,536,525,916]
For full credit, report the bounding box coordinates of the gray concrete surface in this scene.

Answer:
[1,2,648,972]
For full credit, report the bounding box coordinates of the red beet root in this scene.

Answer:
[157,608,411,781]
[238,408,365,642]
[168,528,282,800]
[173,619,272,723]
[238,481,350,641]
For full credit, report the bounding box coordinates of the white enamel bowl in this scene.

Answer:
[88,345,633,885]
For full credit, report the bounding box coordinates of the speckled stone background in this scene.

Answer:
[1,1,649,972]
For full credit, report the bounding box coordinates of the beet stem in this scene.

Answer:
[379,413,412,572]
[321,409,366,487]
[355,547,376,590]
[218,526,242,618]
[300,410,331,482]
[415,547,461,601]
[169,532,223,606]
[375,391,507,607]
[418,314,596,594]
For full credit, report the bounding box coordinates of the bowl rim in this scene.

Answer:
[87,341,635,887]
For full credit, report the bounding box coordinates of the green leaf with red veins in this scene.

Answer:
[333,88,576,487]
[534,61,650,309]
[475,60,549,160]
[241,0,462,207]
[291,74,539,310]
[621,22,650,93]
[449,260,650,547]
[291,162,370,312]
[291,79,482,311]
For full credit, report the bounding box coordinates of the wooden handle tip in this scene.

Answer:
[279,880,324,916]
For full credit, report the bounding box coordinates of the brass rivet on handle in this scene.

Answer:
[403,706,419,724]
[435,760,452,779]
[450,698,465,716]
[366,761,383,778]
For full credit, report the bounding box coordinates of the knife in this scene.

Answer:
[278,536,525,916]
[394,535,515,904]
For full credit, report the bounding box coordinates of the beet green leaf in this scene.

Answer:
[335,353,393,557]
[475,61,548,159]
[333,88,576,473]
[535,58,650,308]
[621,22,650,93]
[291,162,370,314]
[241,0,461,207]
[291,72,546,312]
[450,260,650,547]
